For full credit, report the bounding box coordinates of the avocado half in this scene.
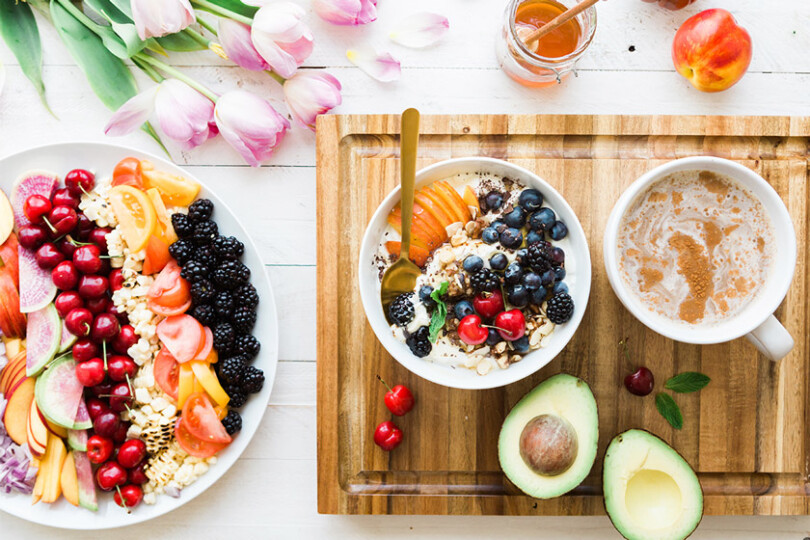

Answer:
[603,430,704,540]
[498,373,598,499]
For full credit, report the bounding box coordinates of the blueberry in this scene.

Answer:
[499,227,523,249]
[515,248,528,263]
[512,336,530,353]
[530,286,547,305]
[507,284,529,308]
[553,281,569,295]
[484,191,504,212]
[504,262,523,285]
[486,328,503,346]
[463,255,484,273]
[503,207,527,229]
[526,230,544,246]
[482,227,499,244]
[541,269,556,286]
[454,300,475,320]
[549,220,568,241]
[419,285,436,309]
[489,253,508,271]
[549,246,565,266]
[554,266,566,281]
[529,208,556,231]
[491,220,507,233]
[518,189,544,212]
[522,272,542,290]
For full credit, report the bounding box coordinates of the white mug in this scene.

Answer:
[603,157,797,361]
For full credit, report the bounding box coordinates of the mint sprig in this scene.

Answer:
[655,393,683,430]
[665,372,711,393]
[428,281,449,343]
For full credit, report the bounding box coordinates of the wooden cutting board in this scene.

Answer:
[315,114,809,516]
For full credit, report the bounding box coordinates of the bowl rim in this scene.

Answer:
[358,156,592,390]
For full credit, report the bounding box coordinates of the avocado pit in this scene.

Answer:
[518,414,578,476]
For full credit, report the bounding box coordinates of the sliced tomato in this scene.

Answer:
[193,327,213,361]
[154,347,180,400]
[182,393,232,444]
[142,234,171,275]
[112,157,144,189]
[175,416,229,458]
[148,261,190,306]
[148,298,192,317]
[157,314,203,363]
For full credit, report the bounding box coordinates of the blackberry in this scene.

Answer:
[190,304,217,327]
[233,283,259,310]
[232,306,257,333]
[526,240,554,274]
[171,213,194,239]
[224,385,247,408]
[190,279,216,305]
[235,334,260,359]
[388,293,414,327]
[213,261,250,290]
[213,291,235,320]
[405,326,432,358]
[213,322,236,354]
[180,260,209,283]
[213,235,244,261]
[192,220,218,245]
[241,366,265,394]
[168,239,194,265]
[470,268,500,293]
[221,410,242,435]
[188,198,214,222]
[193,245,218,268]
[546,292,574,324]
[219,355,246,385]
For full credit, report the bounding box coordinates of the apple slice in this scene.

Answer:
[0,189,13,245]
[3,377,35,445]
[41,407,69,439]
[27,398,47,457]
[61,452,79,507]
[0,232,19,285]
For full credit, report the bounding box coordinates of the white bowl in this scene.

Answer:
[358,157,592,390]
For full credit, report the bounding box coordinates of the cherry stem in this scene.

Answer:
[66,235,93,247]
[619,337,633,369]
[125,373,134,396]
[103,341,108,371]
[42,216,57,234]
[376,374,392,393]
[114,485,131,514]
[481,323,512,337]
[80,185,91,197]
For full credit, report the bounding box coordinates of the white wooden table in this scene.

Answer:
[1,0,809,537]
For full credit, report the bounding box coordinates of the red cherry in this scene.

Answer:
[112,421,130,443]
[95,461,127,491]
[23,194,52,224]
[52,187,80,209]
[75,213,95,240]
[86,397,110,420]
[624,367,655,396]
[495,310,526,342]
[93,412,121,439]
[109,269,125,292]
[87,228,111,253]
[76,357,106,387]
[91,313,120,342]
[73,244,103,274]
[117,439,146,469]
[112,325,137,354]
[47,205,79,236]
[108,355,137,382]
[35,243,65,269]
[65,308,93,337]
[114,484,143,510]
[85,296,110,315]
[78,274,109,299]
[86,435,114,464]
[377,376,415,416]
[457,314,489,345]
[52,261,79,290]
[56,237,78,259]
[128,463,148,485]
[17,224,48,250]
[109,382,133,413]
[72,338,99,362]
[107,303,129,325]
[473,290,505,319]
[65,169,95,196]
[90,381,113,398]
[55,291,84,318]
[373,420,403,451]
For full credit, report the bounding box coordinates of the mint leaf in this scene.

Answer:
[428,282,449,343]
[655,393,683,430]
[665,372,711,393]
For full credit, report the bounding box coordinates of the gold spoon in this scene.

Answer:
[381,108,422,323]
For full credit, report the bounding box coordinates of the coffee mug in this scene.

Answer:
[603,156,797,361]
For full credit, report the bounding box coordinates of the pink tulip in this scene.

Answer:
[283,72,342,131]
[131,0,195,40]
[251,2,314,79]
[104,79,216,150]
[218,19,269,71]
[214,90,290,166]
[313,0,377,26]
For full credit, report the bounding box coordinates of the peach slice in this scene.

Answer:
[463,186,481,213]
[412,202,449,242]
[61,452,79,507]
[422,185,463,224]
[434,181,472,223]
[385,241,430,268]
[3,377,34,445]
[387,208,442,250]
[415,191,454,229]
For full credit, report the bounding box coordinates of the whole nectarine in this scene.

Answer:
[672,8,752,92]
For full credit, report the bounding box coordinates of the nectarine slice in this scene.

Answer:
[412,202,449,241]
[422,185,462,224]
[41,433,66,503]
[4,377,35,445]
[434,181,472,223]
[385,241,430,268]
[463,186,481,213]
[415,191,454,229]
[61,452,79,507]
[387,208,442,249]
[27,398,48,457]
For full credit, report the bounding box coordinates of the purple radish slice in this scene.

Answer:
[72,398,91,430]
[18,246,56,313]
[10,170,59,228]
[33,356,87,430]
[58,318,77,354]
[73,451,98,512]
[25,303,61,377]
[67,428,88,451]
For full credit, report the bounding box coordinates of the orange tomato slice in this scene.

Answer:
[175,416,229,458]
[112,157,144,189]
[154,347,179,400]
[157,315,203,363]
[193,327,213,362]
[142,234,171,275]
[182,393,231,444]
[108,185,157,252]
[147,261,191,315]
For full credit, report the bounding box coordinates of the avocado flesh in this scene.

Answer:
[603,430,703,540]
[498,374,598,499]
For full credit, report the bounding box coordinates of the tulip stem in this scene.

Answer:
[134,53,220,103]
[265,70,285,85]
[133,57,164,84]
[196,16,219,37]
[191,0,254,26]
[184,27,211,48]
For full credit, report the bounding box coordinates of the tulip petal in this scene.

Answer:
[154,79,216,150]
[284,71,342,131]
[132,0,195,40]
[215,90,290,167]
[104,85,159,136]
[313,0,377,26]
[219,19,269,71]
[346,47,401,82]
[251,1,313,78]
[389,12,449,48]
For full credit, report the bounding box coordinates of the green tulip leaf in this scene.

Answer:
[193,0,258,19]
[157,31,207,52]
[0,0,52,113]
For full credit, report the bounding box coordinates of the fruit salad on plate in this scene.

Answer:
[376,173,577,376]
[0,159,263,511]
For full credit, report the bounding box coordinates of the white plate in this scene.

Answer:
[0,142,279,529]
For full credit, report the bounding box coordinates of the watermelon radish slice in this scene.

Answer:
[72,398,91,430]
[26,303,61,376]
[67,429,88,451]
[18,246,56,313]
[73,451,98,512]
[58,319,77,354]
[10,170,59,228]
[34,355,86,430]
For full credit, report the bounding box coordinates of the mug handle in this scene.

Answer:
[745,315,794,362]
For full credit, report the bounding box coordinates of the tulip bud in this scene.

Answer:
[251,2,314,78]
[313,0,377,26]
[214,90,290,166]
[283,72,342,131]
[131,0,195,40]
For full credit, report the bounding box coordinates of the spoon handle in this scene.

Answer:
[399,108,420,259]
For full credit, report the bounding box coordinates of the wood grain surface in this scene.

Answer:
[316,114,810,516]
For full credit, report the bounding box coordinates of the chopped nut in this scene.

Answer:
[476,360,493,375]
[496,354,510,369]
[446,222,463,237]
[530,329,543,348]
[438,248,455,264]
[464,220,482,238]
[538,320,555,336]
[493,341,507,354]
[450,231,468,247]
[509,355,522,365]
[540,333,553,348]
[473,346,491,356]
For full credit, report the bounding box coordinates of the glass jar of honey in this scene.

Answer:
[496,0,597,87]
